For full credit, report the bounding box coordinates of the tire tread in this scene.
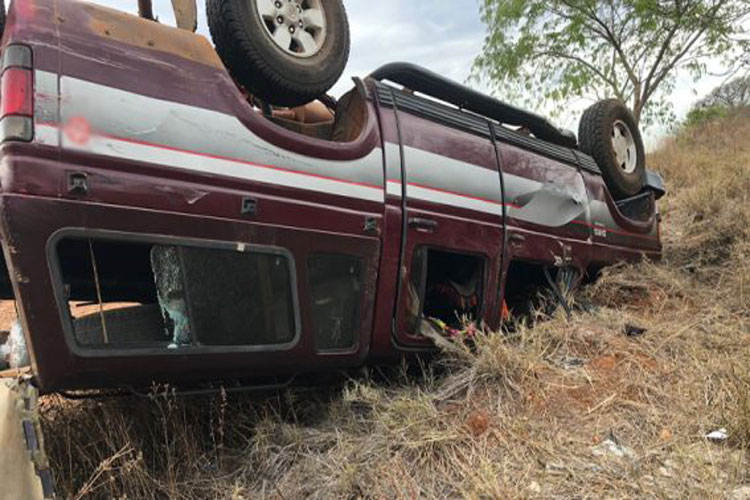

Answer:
[578,99,645,199]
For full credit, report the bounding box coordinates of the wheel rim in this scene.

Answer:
[611,120,638,174]
[256,0,327,58]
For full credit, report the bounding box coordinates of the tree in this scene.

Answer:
[694,74,750,109]
[473,0,750,125]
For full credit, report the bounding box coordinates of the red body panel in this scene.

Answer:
[0,0,661,392]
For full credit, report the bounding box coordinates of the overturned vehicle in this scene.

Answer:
[0,1,664,394]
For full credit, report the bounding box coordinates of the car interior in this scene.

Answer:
[264,87,369,143]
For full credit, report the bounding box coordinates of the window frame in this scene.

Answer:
[406,246,488,335]
[46,228,302,358]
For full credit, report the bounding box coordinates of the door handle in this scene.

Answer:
[408,217,438,231]
[508,233,526,245]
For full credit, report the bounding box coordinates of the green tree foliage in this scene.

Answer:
[473,0,750,125]
[685,105,728,127]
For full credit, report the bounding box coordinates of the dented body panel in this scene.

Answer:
[0,0,661,392]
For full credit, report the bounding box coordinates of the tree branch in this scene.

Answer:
[538,50,620,93]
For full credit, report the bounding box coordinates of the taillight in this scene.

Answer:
[0,45,33,143]
[1,68,33,118]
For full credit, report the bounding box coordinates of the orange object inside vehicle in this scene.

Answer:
[501,300,510,322]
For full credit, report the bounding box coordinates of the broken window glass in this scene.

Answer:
[57,238,297,350]
[404,247,428,335]
[174,246,296,346]
[308,254,362,351]
[151,246,191,347]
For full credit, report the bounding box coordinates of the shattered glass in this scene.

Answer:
[8,320,29,368]
[151,246,191,347]
[59,238,297,350]
[0,340,9,369]
[179,247,295,346]
[151,245,296,348]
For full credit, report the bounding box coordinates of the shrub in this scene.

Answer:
[684,105,728,128]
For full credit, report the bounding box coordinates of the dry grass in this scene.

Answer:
[41,111,750,499]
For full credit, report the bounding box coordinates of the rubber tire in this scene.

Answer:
[578,99,646,200]
[206,0,350,107]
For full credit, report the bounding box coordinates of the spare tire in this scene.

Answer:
[207,0,350,107]
[578,99,646,200]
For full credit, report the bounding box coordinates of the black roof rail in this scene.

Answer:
[369,62,577,148]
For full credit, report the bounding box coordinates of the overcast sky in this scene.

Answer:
[90,1,725,142]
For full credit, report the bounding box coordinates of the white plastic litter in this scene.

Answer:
[592,438,635,459]
[705,428,729,442]
[8,320,29,368]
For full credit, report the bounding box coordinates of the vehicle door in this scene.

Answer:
[382,88,506,348]
[493,128,592,272]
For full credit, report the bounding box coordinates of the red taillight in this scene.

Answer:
[0,45,34,143]
[0,68,33,118]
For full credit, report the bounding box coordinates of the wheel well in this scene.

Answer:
[502,260,550,318]
[502,259,587,321]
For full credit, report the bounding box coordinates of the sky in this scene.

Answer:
[89,0,726,144]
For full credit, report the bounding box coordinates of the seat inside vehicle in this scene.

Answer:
[267,87,368,143]
[331,88,368,143]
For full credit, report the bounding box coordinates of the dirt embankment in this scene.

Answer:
[42,112,750,498]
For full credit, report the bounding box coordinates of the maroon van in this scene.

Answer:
[0,0,663,393]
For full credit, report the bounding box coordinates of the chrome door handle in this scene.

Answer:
[408,217,438,230]
[508,233,526,245]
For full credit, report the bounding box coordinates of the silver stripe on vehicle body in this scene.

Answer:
[510,182,588,228]
[58,76,385,190]
[402,146,503,205]
[52,74,514,215]
[36,73,655,239]
[44,123,385,203]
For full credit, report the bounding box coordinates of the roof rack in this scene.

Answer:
[369,62,577,149]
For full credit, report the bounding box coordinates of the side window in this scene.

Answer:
[152,246,296,347]
[55,238,298,350]
[406,248,484,333]
[308,254,363,352]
